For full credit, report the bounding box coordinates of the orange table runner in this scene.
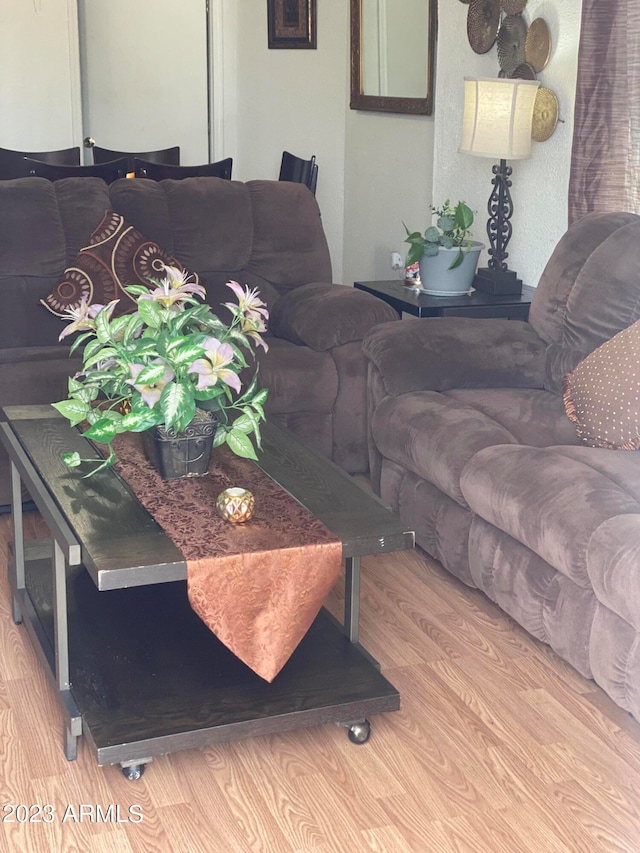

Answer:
[111,434,342,682]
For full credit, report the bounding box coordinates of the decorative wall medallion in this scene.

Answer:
[532,88,559,141]
[525,18,552,72]
[467,0,501,54]
[510,61,537,80]
[500,0,527,14]
[497,14,528,76]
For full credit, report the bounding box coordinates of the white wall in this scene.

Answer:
[433,0,582,288]
[342,111,433,286]
[226,0,349,282]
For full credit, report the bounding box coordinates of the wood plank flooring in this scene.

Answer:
[1,512,639,852]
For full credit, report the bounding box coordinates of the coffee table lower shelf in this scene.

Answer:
[16,544,400,775]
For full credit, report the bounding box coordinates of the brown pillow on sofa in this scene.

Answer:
[41,209,196,317]
[563,320,640,450]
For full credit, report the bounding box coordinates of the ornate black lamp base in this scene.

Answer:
[474,158,523,295]
[473,267,523,295]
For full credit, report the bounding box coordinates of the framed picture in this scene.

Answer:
[268,0,316,49]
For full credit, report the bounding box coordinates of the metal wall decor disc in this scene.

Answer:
[525,18,552,72]
[467,0,501,54]
[501,0,527,14]
[532,87,559,142]
[497,14,528,75]
[510,61,537,80]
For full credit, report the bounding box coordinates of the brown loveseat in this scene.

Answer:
[0,176,397,508]
[363,211,640,723]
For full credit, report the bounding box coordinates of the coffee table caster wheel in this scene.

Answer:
[347,719,370,744]
[121,763,146,781]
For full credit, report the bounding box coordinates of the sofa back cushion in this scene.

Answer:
[0,177,111,348]
[108,178,332,311]
[528,211,640,394]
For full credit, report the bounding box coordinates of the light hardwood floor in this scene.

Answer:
[1,512,639,853]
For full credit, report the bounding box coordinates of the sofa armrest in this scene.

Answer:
[269,282,399,352]
[363,316,548,397]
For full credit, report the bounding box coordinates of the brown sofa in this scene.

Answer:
[0,176,397,508]
[363,211,640,723]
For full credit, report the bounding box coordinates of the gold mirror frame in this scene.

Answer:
[350,0,437,115]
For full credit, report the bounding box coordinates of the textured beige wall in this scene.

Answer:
[433,0,583,288]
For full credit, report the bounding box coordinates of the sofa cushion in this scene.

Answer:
[460,444,640,588]
[370,391,517,507]
[40,210,194,318]
[563,319,640,450]
[587,514,640,632]
[528,212,640,393]
[257,338,338,414]
[370,388,577,508]
[109,177,255,272]
[246,181,332,291]
[270,282,398,351]
[446,388,580,448]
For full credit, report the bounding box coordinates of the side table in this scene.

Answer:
[354,280,535,320]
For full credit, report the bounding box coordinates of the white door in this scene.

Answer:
[0,0,82,150]
[77,0,210,165]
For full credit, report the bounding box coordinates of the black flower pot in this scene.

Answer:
[141,409,217,480]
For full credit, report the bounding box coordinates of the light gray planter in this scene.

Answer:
[418,241,484,296]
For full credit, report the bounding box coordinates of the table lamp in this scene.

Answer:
[459,77,539,294]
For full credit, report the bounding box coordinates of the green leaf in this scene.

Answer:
[95,305,115,344]
[136,298,163,329]
[51,399,90,427]
[250,387,269,407]
[226,429,258,460]
[447,249,465,270]
[82,337,105,362]
[160,381,195,432]
[82,346,119,370]
[124,284,151,297]
[230,413,255,434]
[424,226,440,243]
[169,340,207,367]
[123,312,144,342]
[405,244,424,266]
[135,362,168,385]
[121,408,162,432]
[61,451,82,468]
[454,201,474,231]
[82,417,119,443]
[212,427,227,448]
[194,386,225,404]
[69,331,93,355]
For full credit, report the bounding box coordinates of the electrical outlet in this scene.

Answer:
[390,251,403,270]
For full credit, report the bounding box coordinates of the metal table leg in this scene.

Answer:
[344,556,361,643]
[9,462,24,624]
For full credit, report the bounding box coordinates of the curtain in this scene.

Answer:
[568,0,640,223]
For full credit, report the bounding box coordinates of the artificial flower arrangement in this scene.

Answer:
[52,266,269,475]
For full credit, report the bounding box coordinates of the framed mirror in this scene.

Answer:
[350,0,436,115]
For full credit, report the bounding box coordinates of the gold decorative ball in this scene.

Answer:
[216,488,255,523]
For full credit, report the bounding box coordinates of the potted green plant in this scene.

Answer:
[52,266,269,479]
[404,200,484,296]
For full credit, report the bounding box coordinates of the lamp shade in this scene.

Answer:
[459,77,540,160]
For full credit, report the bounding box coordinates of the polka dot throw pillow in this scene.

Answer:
[563,320,640,450]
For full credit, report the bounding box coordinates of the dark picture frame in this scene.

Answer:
[350,0,436,115]
[268,0,316,49]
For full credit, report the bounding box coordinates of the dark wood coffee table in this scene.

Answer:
[0,405,414,779]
